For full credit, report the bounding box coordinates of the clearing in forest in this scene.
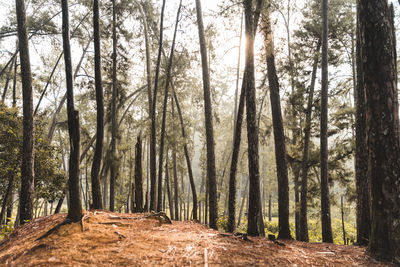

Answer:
[0,211,390,266]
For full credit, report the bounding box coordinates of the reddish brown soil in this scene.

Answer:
[0,211,391,266]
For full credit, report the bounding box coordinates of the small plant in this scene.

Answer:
[0,219,15,240]
[217,215,228,232]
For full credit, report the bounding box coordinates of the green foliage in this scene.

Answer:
[0,219,14,240]
[308,218,356,244]
[217,215,228,232]
[0,104,65,204]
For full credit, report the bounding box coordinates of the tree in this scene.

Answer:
[15,0,35,225]
[157,0,182,212]
[358,0,400,261]
[172,83,197,220]
[134,134,143,212]
[150,0,166,212]
[320,0,333,243]
[243,0,264,237]
[195,0,218,229]
[109,0,118,212]
[61,0,83,222]
[227,13,243,233]
[91,0,104,210]
[354,3,369,246]
[262,6,291,239]
[299,39,321,242]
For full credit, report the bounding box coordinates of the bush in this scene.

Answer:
[217,215,228,232]
[0,219,14,240]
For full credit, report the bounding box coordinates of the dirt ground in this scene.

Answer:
[0,211,392,266]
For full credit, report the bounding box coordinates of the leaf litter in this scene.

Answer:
[0,211,392,266]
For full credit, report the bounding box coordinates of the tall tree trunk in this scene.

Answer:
[243,0,264,237]
[157,1,182,211]
[320,0,333,243]
[228,75,246,233]
[16,0,35,225]
[354,3,370,246]
[12,53,18,108]
[262,10,290,239]
[237,175,249,227]
[359,0,400,260]
[134,134,143,212]
[173,147,179,220]
[172,83,197,220]
[133,0,153,212]
[150,0,166,211]
[0,174,14,225]
[195,0,218,229]
[61,0,82,222]
[299,39,321,242]
[109,0,118,212]
[91,0,104,210]
[165,157,174,219]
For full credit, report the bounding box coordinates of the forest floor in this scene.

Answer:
[0,211,392,266]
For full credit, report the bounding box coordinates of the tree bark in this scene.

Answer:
[173,147,179,220]
[12,53,18,108]
[237,175,248,227]
[262,10,290,239]
[150,0,166,211]
[354,3,370,246]
[165,156,173,219]
[16,0,35,225]
[91,0,104,210]
[320,0,333,243]
[359,0,400,261]
[299,39,321,242]
[134,134,143,212]
[61,0,82,222]
[195,0,218,229]
[109,0,118,212]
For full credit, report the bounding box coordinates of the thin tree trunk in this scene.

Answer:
[262,11,290,239]
[1,56,15,103]
[299,39,321,242]
[133,134,143,212]
[16,0,35,225]
[47,40,90,142]
[320,0,333,243]
[237,175,249,227]
[172,83,197,220]
[109,0,118,212]
[0,174,14,225]
[268,194,272,222]
[165,156,174,219]
[228,77,246,232]
[172,147,179,220]
[195,0,218,229]
[157,1,182,212]
[341,196,346,245]
[150,0,166,212]
[34,12,90,115]
[12,53,18,108]
[91,0,104,210]
[61,0,82,222]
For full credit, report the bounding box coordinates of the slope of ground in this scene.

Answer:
[0,211,391,266]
